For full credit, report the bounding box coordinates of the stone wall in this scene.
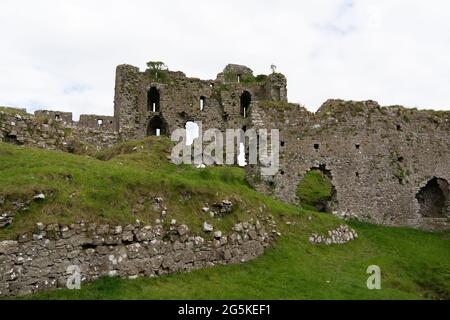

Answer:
[79,114,116,131]
[1,108,67,150]
[0,219,275,297]
[113,64,287,140]
[34,110,73,124]
[246,99,450,231]
[0,108,119,152]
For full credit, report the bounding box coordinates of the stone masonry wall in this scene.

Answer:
[247,100,450,231]
[79,115,117,131]
[34,110,73,124]
[0,108,119,151]
[0,220,275,297]
[113,64,287,141]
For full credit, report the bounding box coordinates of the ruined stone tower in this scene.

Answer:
[113,63,287,140]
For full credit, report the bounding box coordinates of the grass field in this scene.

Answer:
[0,139,449,300]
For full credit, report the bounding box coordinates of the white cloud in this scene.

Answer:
[0,0,449,119]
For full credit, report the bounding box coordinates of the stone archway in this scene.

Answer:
[147,115,168,136]
[296,164,338,213]
[416,177,449,218]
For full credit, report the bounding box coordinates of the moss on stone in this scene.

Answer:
[259,100,297,111]
[0,106,29,116]
[296,170,333,207]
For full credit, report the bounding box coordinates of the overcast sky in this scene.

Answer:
[1,0,449,119]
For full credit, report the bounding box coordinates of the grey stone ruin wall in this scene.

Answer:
[0,220,276,297]
[113,64,287,141]
[0,108,118,151]
[34,110,73,124]
[35,109,117,132]
[246,99,450,231]
[78,114,117,131]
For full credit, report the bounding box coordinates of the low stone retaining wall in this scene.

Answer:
[0,219,276,297]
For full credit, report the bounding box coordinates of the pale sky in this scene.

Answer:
[1,0,449,119]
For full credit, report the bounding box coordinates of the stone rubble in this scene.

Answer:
[0,194,48,228]
[211,200,234,217]
[203,222,214,232]
[309,225,358,245]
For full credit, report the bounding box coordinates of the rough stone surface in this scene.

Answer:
[113,64,287,140]
[0,220,275,297]
[309,225,358,245]
[2,63,449,231]
[0,109,118,151]
[246,99,450,231]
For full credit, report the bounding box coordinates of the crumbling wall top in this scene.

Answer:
[34,110,73,123]
[216,64,254,83]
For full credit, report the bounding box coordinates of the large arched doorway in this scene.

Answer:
[240,91,251,118]
[148,87,160,112]
[416,177,449,218]
[296,165,337,213]
[147,116,167,136]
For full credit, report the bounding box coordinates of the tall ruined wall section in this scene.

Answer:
[113,64,287,140]
[247,100,450,230]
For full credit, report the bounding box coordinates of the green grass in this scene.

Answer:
[0,138,285,238]
[29,221,450,300]
[296,170,333,208]
[0,106,29,116]
[0,139,449,300]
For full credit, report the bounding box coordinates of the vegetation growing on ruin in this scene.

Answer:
[259,100,302,111]
[296,170,333,210]
[0,106,29,117]
[0,138,278,239]
[223,72,267,85]
[145,60,170,83]
[317,101,366,118]
[29,218,450,300]
[0,140,449,300]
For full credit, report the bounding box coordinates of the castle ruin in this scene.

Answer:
[1,63,449,230]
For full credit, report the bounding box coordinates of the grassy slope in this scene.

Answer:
[0,140,449,300]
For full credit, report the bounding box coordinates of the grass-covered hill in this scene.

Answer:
[0,138,449,300]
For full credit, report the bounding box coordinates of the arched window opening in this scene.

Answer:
[148,87,160,112]
[416,177,449,218]
[147,116,167,136]
[200,96,206,111]
[97,119,103,126]
[240,91,252,118]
